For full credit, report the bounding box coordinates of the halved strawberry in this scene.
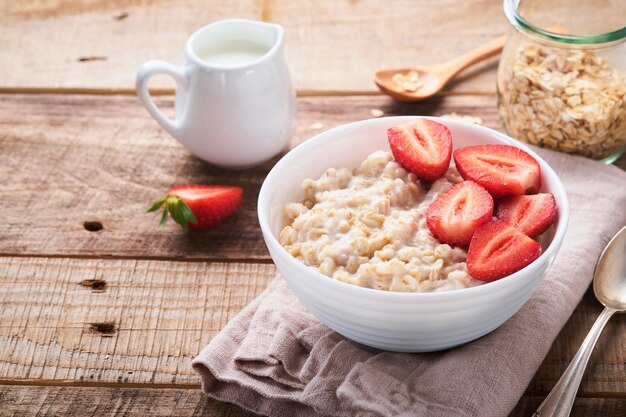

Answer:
[453,145,541,198]
[387,119,452,181]
[148,184,244,231]
[467,220,541,281]
[426,181,494,247]
[496,193,557,238]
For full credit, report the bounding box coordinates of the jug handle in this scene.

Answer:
[136,60,187,138]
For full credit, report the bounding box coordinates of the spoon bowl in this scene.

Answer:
[374,35,506,101]
[593,225,626,309]
[374,67,442,101]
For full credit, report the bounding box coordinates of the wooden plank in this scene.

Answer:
[275,0,507,94]
[0,92,623,260]
[510,396,626,417]
[0,93,500,260]
[528,287,626,395]
[0,0,507,94]
[0,256,623,395]
[0,257,275,385]
[0,385,254,417]
[0,386,624,417]
[0,0,262,93]
[2,92,622,260]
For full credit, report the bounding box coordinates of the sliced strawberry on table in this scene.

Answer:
[467,220,542,281]
[496,193,557,238]
[387,119,452,181]
[148,184,244,231]
[453,144,541,198]
[426,181,494,247]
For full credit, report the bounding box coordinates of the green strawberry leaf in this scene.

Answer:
[170,200,189,232]
[158,207,169,229]
[148,194,197,232]
[147,196,167,212]
[180,202,198,225]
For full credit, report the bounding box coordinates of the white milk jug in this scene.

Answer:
[137,19,296,169]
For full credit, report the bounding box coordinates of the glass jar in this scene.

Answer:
[497,0,626,163]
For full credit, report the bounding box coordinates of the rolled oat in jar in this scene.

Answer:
[498,0,626,162]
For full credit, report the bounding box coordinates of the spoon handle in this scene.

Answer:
[533,307,616,417]
[436,35,506,81]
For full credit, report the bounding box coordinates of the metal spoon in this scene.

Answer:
[373,35,506,101]
[533,225,626,417]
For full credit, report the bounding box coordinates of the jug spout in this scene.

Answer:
[187,19,285,70]
[137,18,295,169]
[248,20,284,49]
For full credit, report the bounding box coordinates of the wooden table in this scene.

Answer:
[0,1,624,416]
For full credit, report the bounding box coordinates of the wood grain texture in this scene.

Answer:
[0,385,254,417]
[510,396,626,417]
[0,256,623,396]
[1,1,624,415]
[1,92,624,417]
[0,0,262,93]
[0,93,500,260]
[272,0,507,94]
[0,257,275,385]
[527,287,626,395]
[0,0,506,94]
[0,385,624,417]
[2,92,622,259]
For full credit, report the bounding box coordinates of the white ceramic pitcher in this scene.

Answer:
[136,19,296,169]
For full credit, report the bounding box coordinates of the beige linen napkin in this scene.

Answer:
[193,147,626,417]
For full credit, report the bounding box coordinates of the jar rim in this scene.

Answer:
[504,0,626,45]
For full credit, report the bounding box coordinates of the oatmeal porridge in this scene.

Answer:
[279,150,484,292]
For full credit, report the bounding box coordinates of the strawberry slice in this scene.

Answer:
[426,181,494,247]
[496,193,557,238]
[453,145,541,198]
[387,119,452,181]
[467,220,541,281]
[148,184,244,231]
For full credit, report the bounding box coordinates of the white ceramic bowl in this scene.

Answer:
[258,116,569,352]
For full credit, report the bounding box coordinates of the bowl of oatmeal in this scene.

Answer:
[258,117,568,352]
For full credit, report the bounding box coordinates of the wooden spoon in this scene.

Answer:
[374,35,506,101]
